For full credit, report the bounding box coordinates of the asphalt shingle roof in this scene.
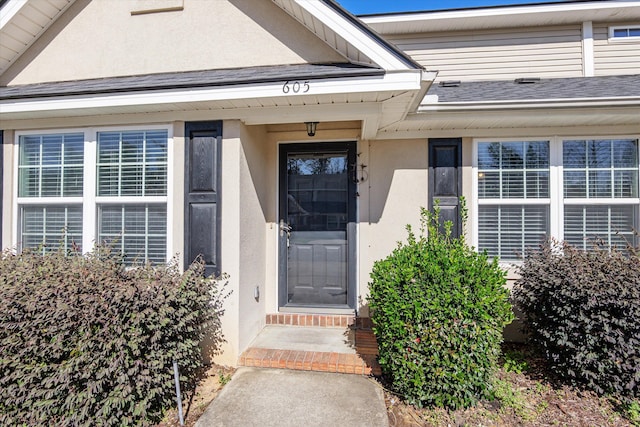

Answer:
[0,63,384,100]
[428,74,640,103]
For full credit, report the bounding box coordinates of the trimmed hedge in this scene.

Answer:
[513,238,640,399]
[0,246,227,426]
[368,205,514,409]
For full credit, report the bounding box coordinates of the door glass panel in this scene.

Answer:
[285,152,349,305]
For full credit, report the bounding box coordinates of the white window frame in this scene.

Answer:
[608,25,640,42]
[560,136,640,250]
[13,125,174,262]
[472,136,640,263]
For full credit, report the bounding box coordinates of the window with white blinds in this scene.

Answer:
[475,137,640,261]
[477,141,550,260]
[18,133,84,198]
[97,130,168,197]
[563,139,638,250]
[16,128,170,263]
[98,205,167,264]
[18,133,84,253]
[20,205,83,254]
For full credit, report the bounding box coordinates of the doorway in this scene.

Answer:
[278,142,357,309]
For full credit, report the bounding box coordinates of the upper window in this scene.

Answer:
[477,141,549,199]
[563,139,638,199]
[16,128,170,264]
[475,138,639,261]
[609,26,640,40]
[18,133,84,198]
[97,130,168,197]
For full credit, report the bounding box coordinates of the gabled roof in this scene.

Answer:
[0,0,423,79]
[0,0,431,139]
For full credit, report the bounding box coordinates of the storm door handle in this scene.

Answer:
[279,219,292,237]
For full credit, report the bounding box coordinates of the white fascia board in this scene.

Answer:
[417,97,640,112]
[0,0,27,29]
[291,0,411,71]
[0,71,422,116]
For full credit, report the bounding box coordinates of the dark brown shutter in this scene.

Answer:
[184,121,222,276]
[428,138,462,238]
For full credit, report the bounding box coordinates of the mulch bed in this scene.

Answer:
[383,343,633,427]
[156,364,236,427]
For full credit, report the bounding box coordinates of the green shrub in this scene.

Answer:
[513,238,639,400]
[0,245,227,426]
[368,204,514,409]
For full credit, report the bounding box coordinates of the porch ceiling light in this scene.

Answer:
[305,121,318,137]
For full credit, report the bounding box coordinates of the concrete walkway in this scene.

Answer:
[195,367,388,427]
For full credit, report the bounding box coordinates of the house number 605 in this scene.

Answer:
[282,80,310,94]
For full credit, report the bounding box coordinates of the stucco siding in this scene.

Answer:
[1,131,15,251]
[358,138,428,314]
[237,123,269,353]
[388,25,583,81]
[593,22,640,76]
[1,0,344,86]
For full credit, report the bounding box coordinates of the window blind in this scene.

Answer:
[97,130,168,197]
[98,204,167,264]
[479,205,549,259]
[18,133,84,198]
[21,205,83,253]
[564,205,637,250]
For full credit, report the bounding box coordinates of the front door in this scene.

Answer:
[278,143,357,309]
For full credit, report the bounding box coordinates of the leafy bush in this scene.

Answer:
[368,204,514,409]
[513,238,639,400]
[0,245,227,426]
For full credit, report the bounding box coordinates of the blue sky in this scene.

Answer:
[337,0,569,15]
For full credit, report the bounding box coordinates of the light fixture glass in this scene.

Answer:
[305,122,318,137]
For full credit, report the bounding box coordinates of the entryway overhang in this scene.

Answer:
[0,63,433,139]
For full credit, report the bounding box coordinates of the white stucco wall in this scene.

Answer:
[1,0,344,85]
[214,120,272,365]
[237,123,270,353]
[358,138,429,315]
[1,131,15,251]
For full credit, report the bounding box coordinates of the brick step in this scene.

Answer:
[266,313,354,328]
[249,315,382,376]
[238,348,381,376]
[354,328,379,356]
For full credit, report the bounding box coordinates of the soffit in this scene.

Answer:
[0,0,75,75]
[362,1,640,34]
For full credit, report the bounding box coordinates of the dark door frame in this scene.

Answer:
[277,142,358,310]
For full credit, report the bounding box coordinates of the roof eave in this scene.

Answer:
[416,97,640,113]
